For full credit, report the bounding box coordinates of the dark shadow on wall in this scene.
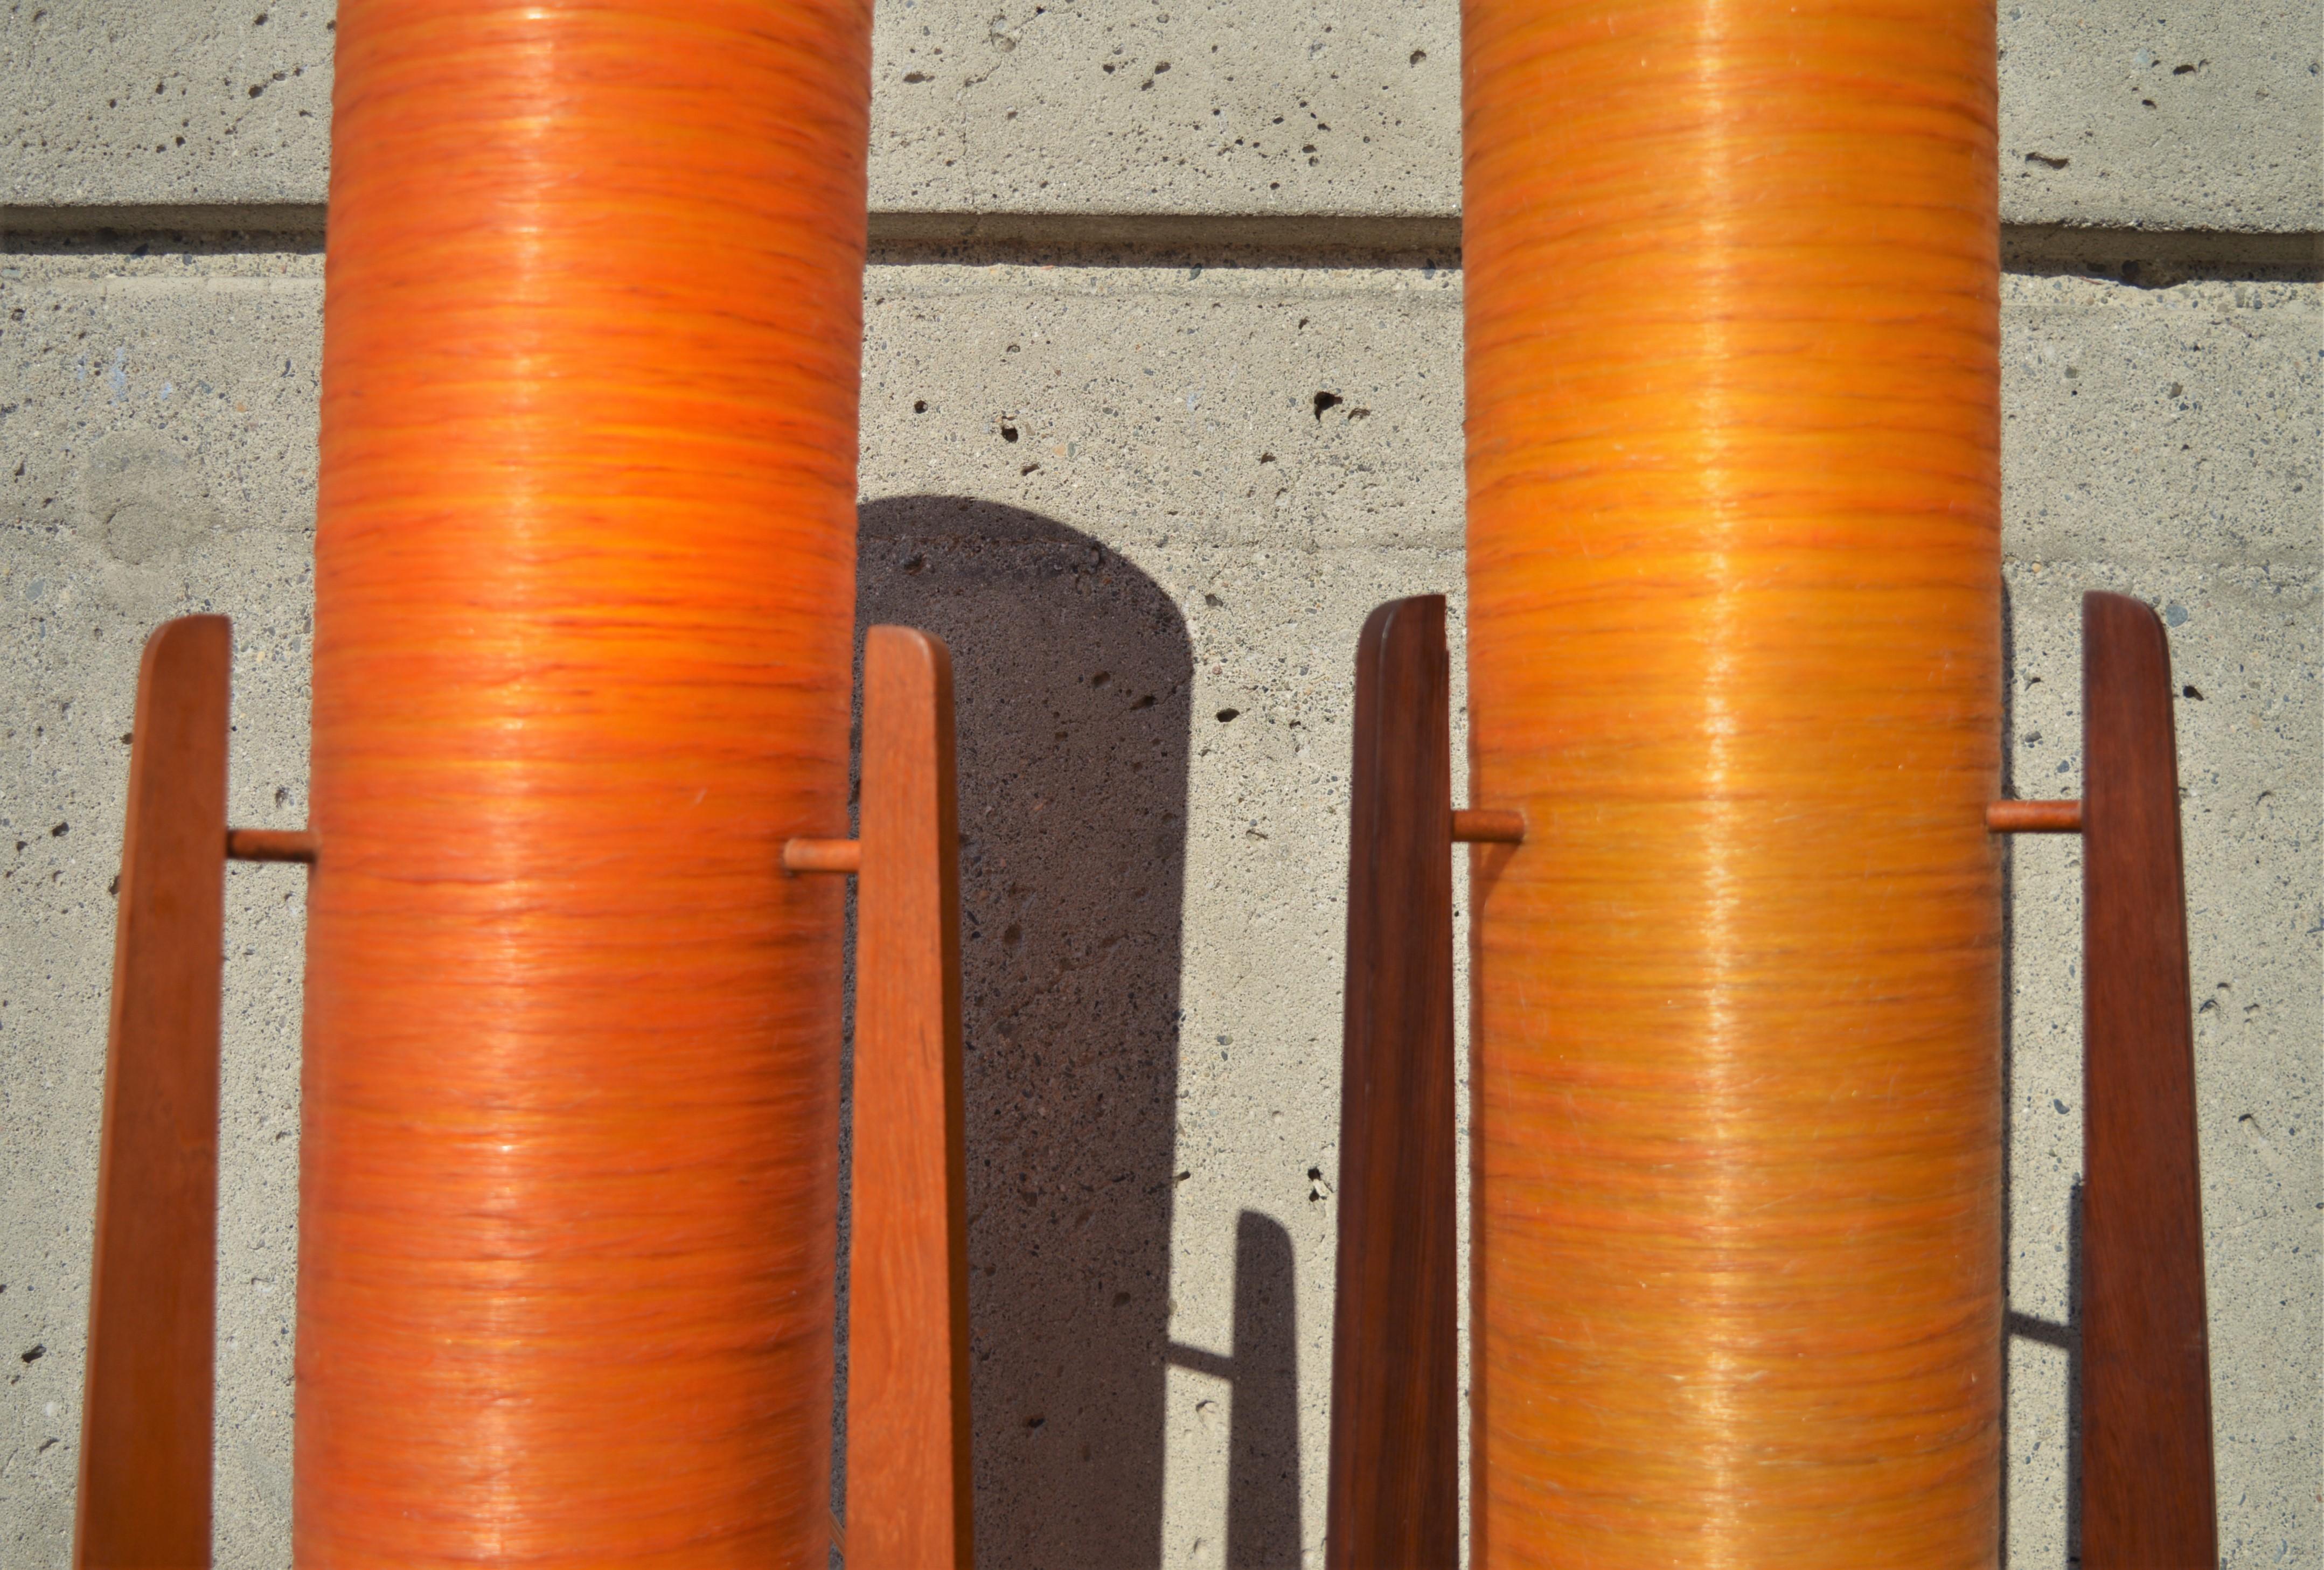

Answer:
[857,496,1191,1570]
[2004,1181,2085,1566]
[1158,1213,1304,1570]
[1997,577,2086,1565]
[1221,1214,1303,1569]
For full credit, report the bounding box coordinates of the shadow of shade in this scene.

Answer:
[2004,1175,2085,1565]
[1998,589,2084,1569]
[1160,1212,1304,1570]
[857,496,1191,1570]
[1224,1213,1302,1569]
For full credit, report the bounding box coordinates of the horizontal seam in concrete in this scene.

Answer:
[3,204,2320,274]
[869,210,1459,253]
[0,201,328,238]
[1999,223,2323,270]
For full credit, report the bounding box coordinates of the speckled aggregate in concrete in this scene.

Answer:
[3,3,335,208]
[7,0,2320,231]
[0,239,2313,1566]
[1998,0,2323,231]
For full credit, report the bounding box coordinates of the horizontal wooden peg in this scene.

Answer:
[783,837,862,875]
[1987,799,2084,835]
[225,828,317,863]
[1451,807,1525,845]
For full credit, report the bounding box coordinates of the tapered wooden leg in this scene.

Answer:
[2079,590,2216,1568]
[846,626,974,1570]
[77,616,231,1570]
[1326,595,1459,1570]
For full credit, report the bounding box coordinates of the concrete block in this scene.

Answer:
[2,2,333,209]
[0,245,2313,1568]
[865,0,1455,219]
[2004,271,2320,568]
[3,0,1461,219]
[1999,0,2323,231]
[8,0,2321,234]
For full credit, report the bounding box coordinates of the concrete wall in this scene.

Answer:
[2,2,2315,1566]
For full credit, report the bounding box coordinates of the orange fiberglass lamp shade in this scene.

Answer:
[1462,0,2004,1564]
[300,2,873,1562]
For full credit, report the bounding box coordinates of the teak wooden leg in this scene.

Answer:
[1988,590,2216,1564]
[1327,596,1460,1570]
[2078,591,2216,1567]
[788,626,973,1570]
[78,616,232,1570]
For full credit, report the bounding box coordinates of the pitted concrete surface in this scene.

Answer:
[866,0,1456,218]
[3,3,334,208]
[1998,0,2323,231]
[7,0,2321,231]
[1,240,2314,1565]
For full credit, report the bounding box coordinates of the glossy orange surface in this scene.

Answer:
[301,3,871,1562]
[1462,1,2003,1562]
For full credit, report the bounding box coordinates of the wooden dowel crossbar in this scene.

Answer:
[783,836,863,875]
[1986,799,2083,834]
[2078,591,2216,1566]
[78,616,232,1569]
[226,827,318,863]
[1451,807,1526,845]
[1327,595,1460,1570]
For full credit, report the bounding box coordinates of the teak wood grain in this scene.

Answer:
[77,616,231,1570]
[846,626,975,1570]
[1326,595,1459,1570]
[2079,591,2217,1567]
[1985,799,2083,834]
[225,827,317,863]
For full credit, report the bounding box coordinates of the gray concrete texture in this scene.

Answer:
[1,1,2318,1567]
[5,0,2321,231]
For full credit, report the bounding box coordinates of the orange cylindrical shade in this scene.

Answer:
[1462,0,2002,1564]
[299,3,871,1562]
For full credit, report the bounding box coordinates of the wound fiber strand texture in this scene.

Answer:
[300,3,871,1561]
[1462,0,2003,1563]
